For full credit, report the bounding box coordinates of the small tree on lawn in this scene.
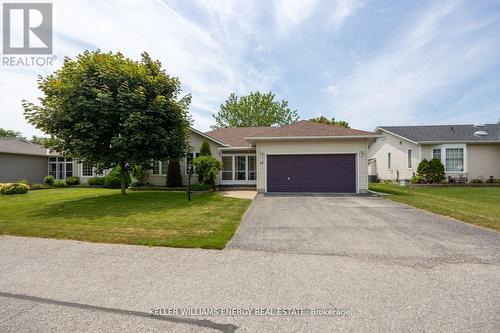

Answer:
[193,156,222,188]
[166,159,182,187]
[23,50,191,194]
[197,139,212,183]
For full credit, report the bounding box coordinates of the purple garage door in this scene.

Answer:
[267,154,356,193]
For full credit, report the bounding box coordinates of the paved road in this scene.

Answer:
[0,195,499,332]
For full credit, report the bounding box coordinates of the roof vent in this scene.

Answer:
[473,131,488,137]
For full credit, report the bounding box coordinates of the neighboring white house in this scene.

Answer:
[368,124,500,181]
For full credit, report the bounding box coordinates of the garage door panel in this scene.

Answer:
[267,154,356,193]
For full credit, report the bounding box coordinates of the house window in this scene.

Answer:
[221,156,233,180]
[432,148,441,160]
[220,155,256,183]
[387,153,391,169]
[152,160,168,175]
[248,156,256,181]
[445,148,464,172]
[48,157,73,180]
[152,161,160,175]
[82,163,93,177]
[407,149,412,169]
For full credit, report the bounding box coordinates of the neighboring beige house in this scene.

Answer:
[1,121,379,193]
[0,137,110,183]
[368,124,500,181]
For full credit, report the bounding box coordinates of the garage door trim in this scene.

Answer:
[264,152,359,193]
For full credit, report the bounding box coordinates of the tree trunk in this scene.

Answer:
[120,161,127,195]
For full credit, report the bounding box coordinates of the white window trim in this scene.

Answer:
[80,163,105,178]
[432,148,442,160]
[48,157,74,180]
[220,154,257,185]
[151,160,168,176]
[431,144,467,173]
[407,149,413,169]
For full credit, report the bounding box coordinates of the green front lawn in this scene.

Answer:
[369,183,500,231]
[0,188,252,249]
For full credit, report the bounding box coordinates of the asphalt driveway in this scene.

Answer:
[228,194,500,268]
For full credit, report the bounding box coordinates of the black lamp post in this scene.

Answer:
[187,158,193,202]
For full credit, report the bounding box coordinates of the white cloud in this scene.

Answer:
[0,0,282,135]
[273,0,319,34]
[330,0,365,30]
[326,1,500,130]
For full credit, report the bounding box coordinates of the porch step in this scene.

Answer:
[216,185,257,191]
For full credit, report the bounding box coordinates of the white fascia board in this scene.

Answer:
[376,128,418,144]
[189,127,230,147]
[245,135,382,142]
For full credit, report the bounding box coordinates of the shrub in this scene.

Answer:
[17,179,29,185]
[485,176,494,184]
[416,159,430,180]
[410,175,425,184]
[103,166,131,189]
[190,183,211,191]
[29,183,48,190]
[495,178,500,184]
[469,177,484,184]
[103,176,121,188]
[44,175,55,185]
[87,177,105,185]
[193,156,222,187]
[65,176,80,185]
[166,159,182,187]
[53,180,68,188]
[131,164,150,186]
[416,158,445,184]
[199,139,212,156]
[427,158,445,183]
[0,183,29,195]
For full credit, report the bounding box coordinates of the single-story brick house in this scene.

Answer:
[0,120,379,193]
[368,124,500,181]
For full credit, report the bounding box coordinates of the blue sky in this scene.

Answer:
[1,0,500,137]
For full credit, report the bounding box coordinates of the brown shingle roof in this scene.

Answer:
[204,127,271,147]
[0,137,48,156]
[205,121,376,147]
[248,120,376,138]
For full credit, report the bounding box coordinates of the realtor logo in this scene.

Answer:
[2,3,52,54]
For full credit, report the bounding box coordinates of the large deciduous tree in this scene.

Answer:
[0,128,23,138]
[211,91,299,129]
[23,50,191,194]
[310,116,350,128]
